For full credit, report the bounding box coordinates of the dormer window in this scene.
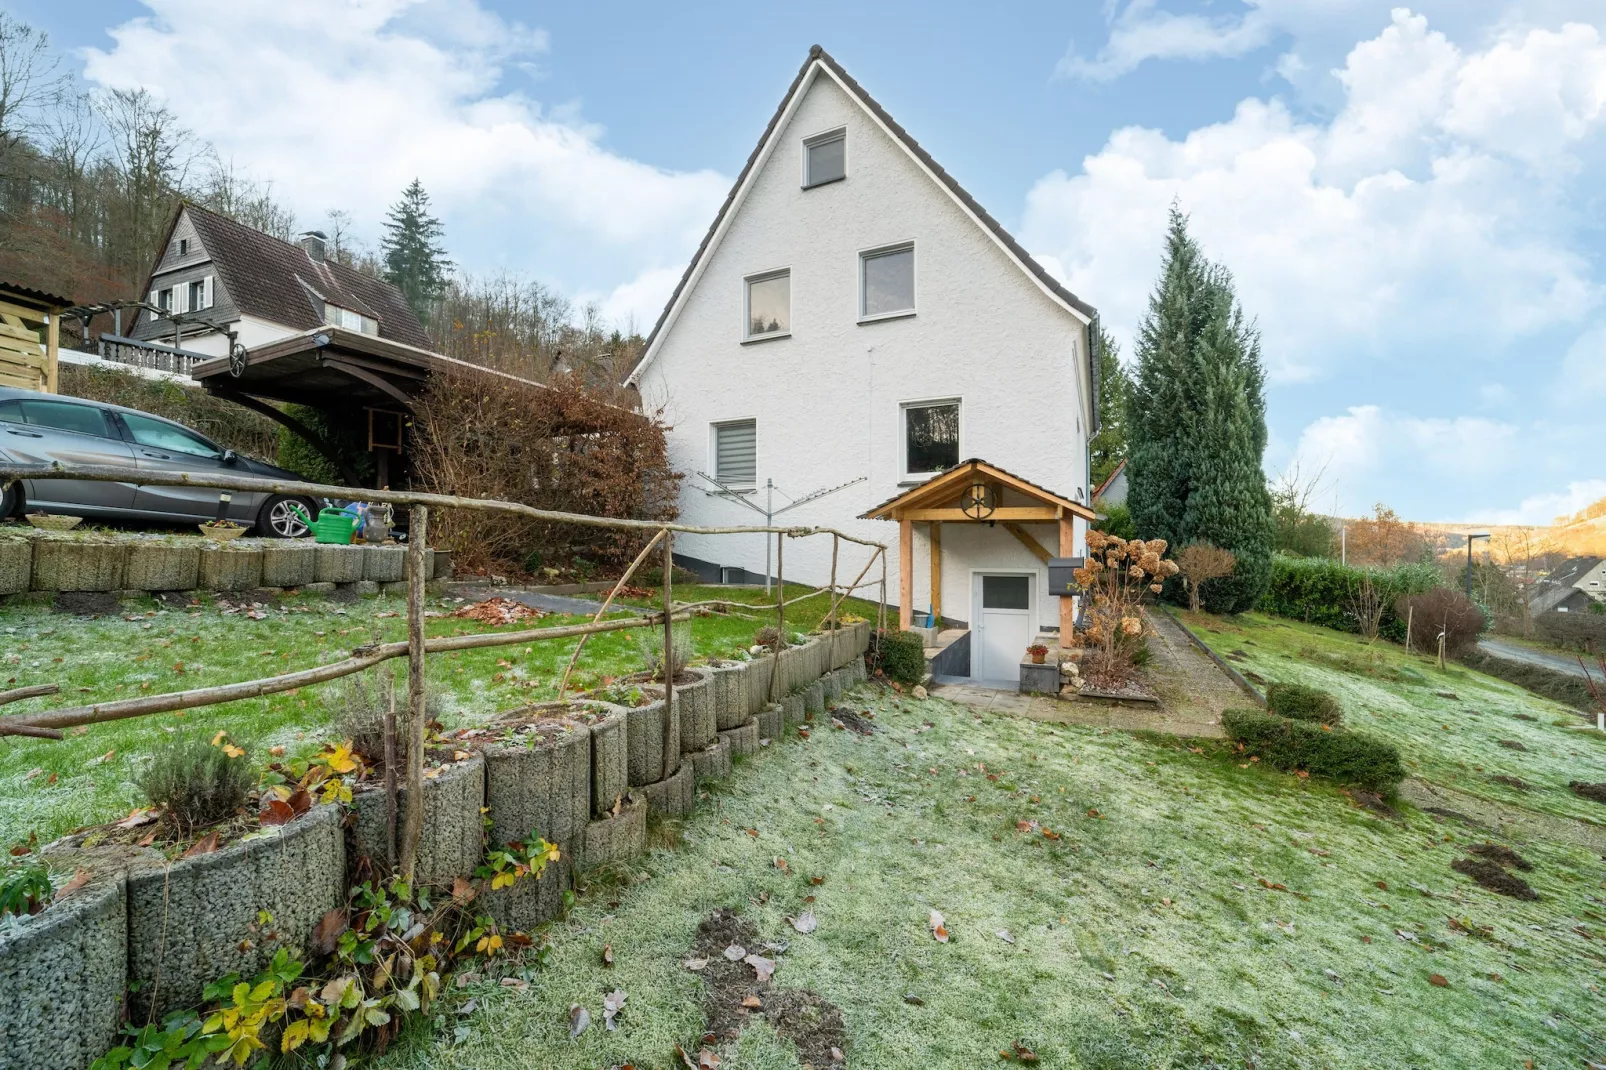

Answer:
[325,304,378,335]
[803,128,846,188]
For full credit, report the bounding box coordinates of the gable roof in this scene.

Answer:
[861,458,1097,521]
[626,45,1096,386]
[1091,458,1126,502]
[138,202,430,350]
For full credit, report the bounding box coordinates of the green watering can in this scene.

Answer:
[310,508,357,545]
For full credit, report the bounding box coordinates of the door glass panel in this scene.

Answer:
[982,575,1030,610]
[122,412,223,458]
[20,400,110,438]
[0,399,22,422]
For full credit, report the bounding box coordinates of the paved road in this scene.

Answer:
[1476,637,1603,684]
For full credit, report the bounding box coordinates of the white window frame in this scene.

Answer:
[900,396,962,482]
[858,241,916,323]
[741,269,791,343]
[710,417,758,492]
[188,278,207,311]
[156,287,173,312]
[801,126,847,189]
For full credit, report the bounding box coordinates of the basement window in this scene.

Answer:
[713,419,757,490]
[803,128,846,188]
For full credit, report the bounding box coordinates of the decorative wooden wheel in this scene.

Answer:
[960,481,995,520]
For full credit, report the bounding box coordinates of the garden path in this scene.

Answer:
[445,584,647,617]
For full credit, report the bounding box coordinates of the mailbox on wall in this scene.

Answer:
[1047,557,1085,597]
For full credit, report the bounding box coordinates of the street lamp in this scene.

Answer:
[1465,532,1490,603]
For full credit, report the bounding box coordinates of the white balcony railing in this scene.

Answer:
[95,334,208,377]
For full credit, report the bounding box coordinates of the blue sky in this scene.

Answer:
[11,0,1606,525]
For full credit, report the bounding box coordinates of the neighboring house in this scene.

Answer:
[1091,458,1127,508]
[1530,556,1606,615]
[130,203,428,360]
[628,46,1099,683]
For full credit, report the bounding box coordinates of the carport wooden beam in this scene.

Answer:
[1059,513,1076,640]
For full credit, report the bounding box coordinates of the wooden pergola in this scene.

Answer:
[862,459,1097,637]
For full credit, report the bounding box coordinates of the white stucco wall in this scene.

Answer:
[635,67,1091,633]
[174,315,299,358]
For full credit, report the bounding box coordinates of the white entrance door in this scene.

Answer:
[972,573,1033,684]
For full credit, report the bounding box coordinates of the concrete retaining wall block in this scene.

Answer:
[707,662,750,731]
[347,754,484,888]
[676,668,715,754]
[689,738,731,782]
[756,704,783,743]
[782,693,806,729]
[197,545,263,592]
[314,545,364,584]
[0,852,140,1070]
[640,762,694,818]
[407,549,436,581]
[362,546,406,583]
[821,669,841,706]
[719,718,760,760]
[0,537,31,595]
[31,537,123,592]
[260,543,316,588]
[121,544,201,592]
[481,841,573,934]
[804,679,826,718]
[744,655,775,715]
[578,793,646,867]
[625,697,679,787]
[125,805,345,1020]
[586,704,629,819]
[482,719,591,851]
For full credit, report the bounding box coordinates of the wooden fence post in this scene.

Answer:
[399,504,428,882]
[828,534,839,632]
[879,547,888,635]
[661,530,676,779]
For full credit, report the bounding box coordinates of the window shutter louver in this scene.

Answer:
[715,421,757,488]
[203,275,214,309]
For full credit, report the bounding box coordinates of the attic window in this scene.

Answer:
[177,238,189,256]
[803,128,846,188]
[324,304,378,335]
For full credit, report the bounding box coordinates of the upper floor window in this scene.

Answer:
[902,398,959,479]
[860,242,915,321]
[325,304,378,335]
[803,128,846,188]
[156,288,173,312]
[177,238,189,256]
[187,278,210,311]
[713,419,757,490]
[743,270,789,341]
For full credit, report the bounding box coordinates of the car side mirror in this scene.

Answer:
[222,450,238,464]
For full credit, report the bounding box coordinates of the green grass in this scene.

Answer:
[1176,611,1606,824]
[0,586,877,845]
[367,686,1606,1069]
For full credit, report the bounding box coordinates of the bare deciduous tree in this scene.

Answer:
[1176,542,1236,613]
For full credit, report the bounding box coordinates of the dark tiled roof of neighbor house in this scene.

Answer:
[148,202,430,349]
[629,45,1097,379]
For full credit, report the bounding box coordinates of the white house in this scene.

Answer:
[628,46,1100,684]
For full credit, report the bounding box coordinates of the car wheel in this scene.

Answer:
[258,495,317,538]
[0,480,18,519]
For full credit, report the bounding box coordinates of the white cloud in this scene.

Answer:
[80,0,729,326]
[1466,479,1606,525]
[1558,324,1606,401]
[1056,0,1279,82]
[1023,8,1606,383]
[578,266,685,339]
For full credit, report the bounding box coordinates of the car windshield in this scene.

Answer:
[121,411,224,459]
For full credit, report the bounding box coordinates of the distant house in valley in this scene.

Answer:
[1530,556,1606,616]
[130,203,428,360]
[627,45,1099,685]
[1091,458,1127,508]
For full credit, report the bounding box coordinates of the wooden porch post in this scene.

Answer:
[1058,509,1076,641]
[929,520,942,628]
[44,311,59,394]
[898,518,913,631]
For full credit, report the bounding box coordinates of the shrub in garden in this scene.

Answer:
[636,622,693,682]
[1222,708,1404,792]
[870,629,926,685]
[1396,588,1486,657]
[754,625,782,652]
[1265,681,1343,725]
[1258,554,1440,640]
[137,735,255,837]
[1532,606,1606,652]
[1073,531,1179,689]
[1176,542,1236,613]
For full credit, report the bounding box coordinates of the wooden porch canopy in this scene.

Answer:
[0,282,70,395]
[862,458,1097,634]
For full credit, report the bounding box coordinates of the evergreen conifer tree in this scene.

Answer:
[1126,206,1274,612]
[1088,323,1132,489]
[381,178,452,324]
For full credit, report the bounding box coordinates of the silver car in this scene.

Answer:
[0,387,321,537]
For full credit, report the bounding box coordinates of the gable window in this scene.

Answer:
[177,238,189,256]
[743,270,789,341]
[803,128,846,188]
[902,399,959,478]
[713,419,757,490]
[187,278,210,311]
[860,242,915,321]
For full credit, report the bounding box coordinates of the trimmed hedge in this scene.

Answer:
[869,629,926,685]
[1265,681,1343,726]
[1222,708,1404,792]
[1459,649,1592,712]
[1257,554,1440,642]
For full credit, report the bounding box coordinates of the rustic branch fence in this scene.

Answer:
[0,462,886,879]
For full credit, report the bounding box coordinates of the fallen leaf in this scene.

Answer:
[788,910,818,934]
[929,909,949,943]
[603,989,627,1030]
[741,994,762,1008]
[310,909,348,957]
[602,944,615,966]
[114,808,157,830]
[773,856,788,872]
[500,977,528,992]
[1428,974,1449,988]
[259,798,296,826]
[568,1003,590,1039]
[683,957,709,971]
[180,830,220,859]
[723,944,747,961]
[85,750,115,768]
[744,954,776,982]
[57,868,92,897]
[903,993,925,1005]
[451,876,476,904]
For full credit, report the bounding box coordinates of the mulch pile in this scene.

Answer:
[690,909,846,1067]
[828,708,877,736]
[1569,781,1606,805]
[1451,839,1538,900]
[449,598,543,626]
